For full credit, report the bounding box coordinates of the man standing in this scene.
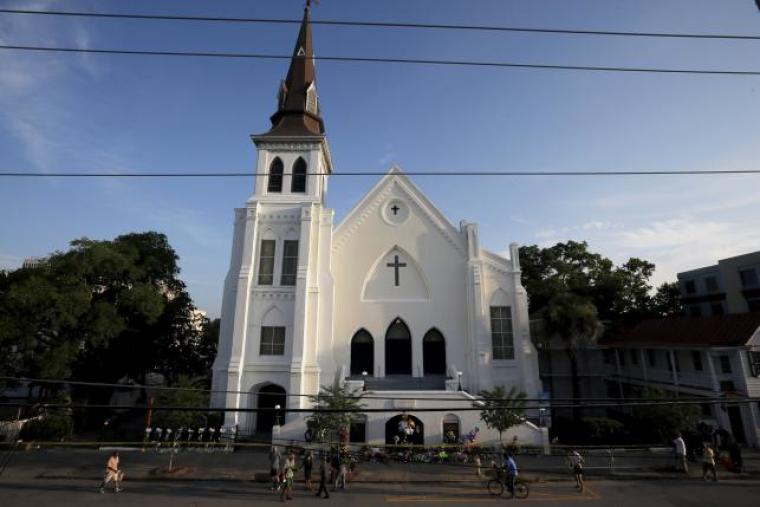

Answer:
[98,451,123,494]
[673,433,688,473]
[315,455,330,499]
[269,446,281,491]
[569,449,584,492]
[702,443,718,482]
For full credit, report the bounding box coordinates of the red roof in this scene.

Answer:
[600,313,760,347]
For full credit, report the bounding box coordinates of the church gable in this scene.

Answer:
[333,166,465,255]
[362,246,430,302]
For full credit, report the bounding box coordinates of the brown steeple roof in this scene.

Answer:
[260,4,325,137]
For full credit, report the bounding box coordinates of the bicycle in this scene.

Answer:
[487,468,529,499]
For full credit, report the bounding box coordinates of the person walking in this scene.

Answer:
[504,452,518,495]
[280,452,297,502]
[569,449,584,492]
[702,443,718,482]
[673,433,688,473]
[315,455,330,499]
[474,455,482,478]
[98,451,124,494]
[270,447,282,492]
[303,450,314,491]
[335,456,348,490]
[330,453,341,491]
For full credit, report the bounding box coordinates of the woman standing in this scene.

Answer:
[280,452,297,502]
[303,450,314,491]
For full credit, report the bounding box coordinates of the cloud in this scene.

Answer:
[0,253,24,269]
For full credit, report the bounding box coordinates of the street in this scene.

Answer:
[1,478,759,506]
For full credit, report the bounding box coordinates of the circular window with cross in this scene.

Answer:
[382,199,409,226]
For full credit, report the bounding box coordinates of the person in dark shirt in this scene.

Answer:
[315,455,330,499]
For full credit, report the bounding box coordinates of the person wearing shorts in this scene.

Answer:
[570,450,584,492]
[99,451,123,493]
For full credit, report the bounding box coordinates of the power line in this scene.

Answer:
[1,169,759,178]
[2,44,760,76]
[2,8,760,41]
[2,377,754,405]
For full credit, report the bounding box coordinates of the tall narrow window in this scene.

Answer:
[258,240,276,285]
[291,158,307,193]
[490,306,514,360]
[281,240,299,286]
[719,355,732,374]
[647,349,656,367]
[267,157,283,193]
[260,326,285,355]
[692,351,703,371]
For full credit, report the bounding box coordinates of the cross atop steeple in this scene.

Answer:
[261,2,325,138]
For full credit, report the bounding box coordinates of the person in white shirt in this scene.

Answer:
[569,450,584,492]
[673,433,688,473]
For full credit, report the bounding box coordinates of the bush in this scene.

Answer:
[20,414,73,441]
[581,417,625,444]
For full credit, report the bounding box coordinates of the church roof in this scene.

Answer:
[599,313,760,348]
[259,4,325,138]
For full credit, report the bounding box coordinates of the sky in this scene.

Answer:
[1,0,760,318]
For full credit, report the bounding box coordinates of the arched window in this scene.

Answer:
[442,414,460,443]
[267,157,283,193]
[350,329,374,376]
[291,157,307,193]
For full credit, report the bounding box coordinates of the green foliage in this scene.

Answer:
[307,383,366,442]
[20,414,73,441]
[631,388,700,443]
[0,232,217,391]
[475,386,526,441]
[650,282,683,317]
[150,376,211,430]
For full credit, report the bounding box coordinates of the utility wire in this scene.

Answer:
[1,169,760,178]
[2,45,760,76]
[2,8,760,41]
[2,377,754,405]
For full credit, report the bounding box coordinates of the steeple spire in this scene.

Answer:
[262,3,325,137]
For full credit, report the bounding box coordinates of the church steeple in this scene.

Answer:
[262,3,325,137]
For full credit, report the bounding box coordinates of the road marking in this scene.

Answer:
[385,484,601,503]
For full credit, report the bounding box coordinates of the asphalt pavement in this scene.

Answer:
[1,478,759,506]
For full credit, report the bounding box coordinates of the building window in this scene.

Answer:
[291,157,307,193]
[258,240,276,285]
[647,349,656,367]
[349,418,367,443]
[490,306,514,360]
[748,351,760,376]
[280,240,299,286]
[260,326,285,355]
[748,298,760,313]
[688,305,702,317]
[719,380,735,393]
[684,280,697,294]
[719,355,732,374]
[603,349,613,365]
[739,268,759,289]
[692,351,703,372]
[267,157,284,193]
[704,276,719,293]
[710,303,724,316]
[619,349,626,366]
[630,349,639,366]
[667,352,680,373]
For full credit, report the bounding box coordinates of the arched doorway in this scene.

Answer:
[385,318,412,375]
[385,414,425,445]
[423,328,446,375]
[351,329,374,376]
[255,384,286,434]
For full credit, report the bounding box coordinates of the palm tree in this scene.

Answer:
[542,292,602,422]
[307,383,366,444]
[474,385,527,442]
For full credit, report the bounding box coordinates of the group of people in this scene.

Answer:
[269,447,351,501]
[672,433,720,481]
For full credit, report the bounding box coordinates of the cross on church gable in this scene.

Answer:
[386,254,407,287]
[391,204,400,215]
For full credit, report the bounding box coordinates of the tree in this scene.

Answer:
[650,282,683,317]
[0,232,214,400]
[541,292,602,421]
[151,375,212,430]
[630,388,700,443]
[307,383,366,443]
[475,385,527,442]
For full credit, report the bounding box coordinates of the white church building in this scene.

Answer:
[211,6,547,447]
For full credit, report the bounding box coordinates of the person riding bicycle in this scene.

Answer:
[503,452,518,495]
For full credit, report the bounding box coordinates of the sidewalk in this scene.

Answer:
[3,447,759,484]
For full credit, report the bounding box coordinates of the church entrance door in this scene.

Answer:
[386,414,424,445]
[350,329,374,376]
[422,329,446,375]
[255,384,286,434]
[385,318,412,375]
